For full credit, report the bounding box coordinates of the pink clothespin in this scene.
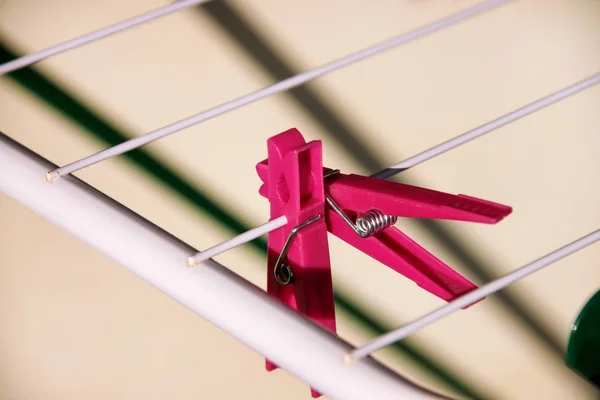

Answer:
[257,128,512,396]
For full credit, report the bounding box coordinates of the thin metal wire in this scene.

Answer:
[0,0,212,76]
[373,72,600,180]
[347,229,600,361]
[47,0,512,181]
[187,216,288,266]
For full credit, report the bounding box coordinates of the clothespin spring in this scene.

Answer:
[274,215,322,285]
[324,170,398,238]
[273,168,397,286]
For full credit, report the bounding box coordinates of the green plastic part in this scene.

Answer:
[566,290,600,386]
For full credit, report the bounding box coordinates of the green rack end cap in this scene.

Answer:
[566,289,600,387]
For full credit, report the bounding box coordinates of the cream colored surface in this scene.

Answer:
[0,0,599,399]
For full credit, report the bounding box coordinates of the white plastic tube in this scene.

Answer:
[0,132,447,400]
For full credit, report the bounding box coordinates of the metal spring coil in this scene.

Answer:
[355,209,398,238]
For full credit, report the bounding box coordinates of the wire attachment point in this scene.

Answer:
[46,170,60,183]
[186,257,198,268]
[342,353,356,365]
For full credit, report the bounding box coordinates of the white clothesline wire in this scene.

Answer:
[373,72,600,180]
[0,0,212,76]
[187,216,288,266]
[188,71,600,264]
[347,229,600,361]
[189,215,287,265]
[47,0,511,182]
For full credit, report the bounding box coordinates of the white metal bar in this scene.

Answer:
[0,0,212,76]
[47,0,512,181]
[347,229,600,361]
[0,132,447,400]
[372,72,600,180]
[187,216,288,266]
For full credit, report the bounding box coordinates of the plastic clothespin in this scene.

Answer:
[256,128,512,396]
[256,128,336,398]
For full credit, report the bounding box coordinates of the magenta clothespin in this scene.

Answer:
[323,171,512,301]
[256,128,336,398]
[256,128,512,396]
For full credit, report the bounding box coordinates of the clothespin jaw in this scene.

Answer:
[257,128,336,397]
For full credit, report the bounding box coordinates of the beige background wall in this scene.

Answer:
[1,1,599,399]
